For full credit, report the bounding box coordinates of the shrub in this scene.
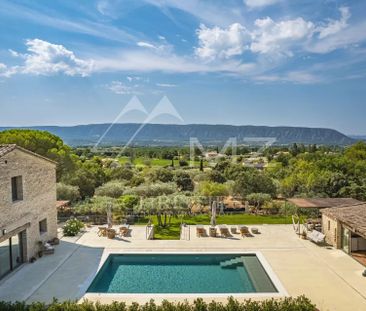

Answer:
[95,181,125,198]
[0,296,317,311]
[63,218,84,236]
[56,183,80,202]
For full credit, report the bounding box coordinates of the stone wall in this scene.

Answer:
[0,148,57,260]
[322,214,341,248]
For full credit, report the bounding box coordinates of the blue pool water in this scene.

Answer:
[87,254,277,294]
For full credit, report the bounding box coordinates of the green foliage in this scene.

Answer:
[179,159,189,167]
[120,194,139,210]
[135,194,191,227]
[147,167,174,183]
[0,129,75,180]
[278,202,299,216]
[64,158,107,198]
[63,219,84,236]
[0,296,316,311]
[233,169,277,198]
[124,182,177,197]
[199,182,228,197]
[174,171,194,191]
[247,193,272,209]
[76,196,124,214]
[208,170,226,183]
[110,167,134,181]
[129,175,145,187]
[95,181,125,198]
[56,183,80,202]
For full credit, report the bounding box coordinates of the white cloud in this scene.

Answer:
[244,0,281,9]
[144,0,243,27]
[156,83,177,87]
[317,6,351,39]
[1,1,137,45]
[107,81,140,95]
[251,17,314,54]
[307,20,366,54]
[127,76,143,82]
[195,23,250,60]
[254,71,322,84]
[2,39,93,77]
[0,63,20,78]
[137,41,156,49]
[94,49,256,75]
[137,41,173,54]
[20,39,94,76]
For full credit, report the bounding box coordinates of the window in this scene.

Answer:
[334,228,337,242]
[328,221,330,231]
[39,219,47,234]
[11,176,23,202]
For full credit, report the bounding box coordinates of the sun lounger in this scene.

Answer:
[209,226,217,237]
[97,226,107,237]
[238,225,251,237]
[119,225,130,237]
[196,225,206,237]
[307,230,325,244]
[218,225,230,237]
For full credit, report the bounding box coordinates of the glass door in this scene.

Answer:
[11,232,24,269]
[0,231,25,280]
[342,227,350,254]
[0,239,11,279]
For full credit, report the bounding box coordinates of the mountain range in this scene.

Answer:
[0,123,356,146]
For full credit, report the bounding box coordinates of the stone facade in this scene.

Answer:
[0,146,57,261]
[322,214,342,248]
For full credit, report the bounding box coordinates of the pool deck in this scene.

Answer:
[0,224,366,311]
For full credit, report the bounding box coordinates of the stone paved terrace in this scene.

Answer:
[0,224,366,311]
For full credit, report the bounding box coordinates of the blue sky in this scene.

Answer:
[0,0,366,134]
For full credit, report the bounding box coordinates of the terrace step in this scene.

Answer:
[220,256,246,269]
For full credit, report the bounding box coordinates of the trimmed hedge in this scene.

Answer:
[0,297,317,311]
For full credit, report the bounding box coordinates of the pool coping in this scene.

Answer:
[82,250,288,301]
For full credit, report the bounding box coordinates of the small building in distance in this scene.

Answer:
[0,144,57,279]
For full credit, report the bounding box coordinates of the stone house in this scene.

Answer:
[321,204,366,265]
[0,144,57,279]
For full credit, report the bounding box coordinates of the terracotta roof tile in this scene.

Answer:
[0,144,17,157]
[321,204,366,238]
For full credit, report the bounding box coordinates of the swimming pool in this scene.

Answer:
[87,253,279,294]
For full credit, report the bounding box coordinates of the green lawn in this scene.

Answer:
[141,214,293,240]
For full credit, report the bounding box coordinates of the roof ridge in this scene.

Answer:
[0,144,57,164]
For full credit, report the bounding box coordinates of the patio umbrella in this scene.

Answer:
[210,200,217,227]
[107,203,113,228]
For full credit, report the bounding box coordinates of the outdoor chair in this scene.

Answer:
[119,225,130,237]
[209,226,217,237]
[196,225,206,237]
[219,225,231,237]
[239,225,251,237]
[97,227,107,237]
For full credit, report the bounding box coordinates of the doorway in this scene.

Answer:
[0,230,25,279]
